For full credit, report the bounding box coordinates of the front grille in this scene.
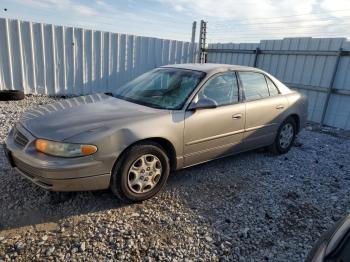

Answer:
[13,157,53,189]
[13,127,29,148]
[13,156,37,178]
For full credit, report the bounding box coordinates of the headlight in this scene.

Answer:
[35,139,97,157]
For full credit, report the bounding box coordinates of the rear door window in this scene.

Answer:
[239,72,269,101]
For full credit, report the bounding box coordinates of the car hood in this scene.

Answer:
[20,94,166,141]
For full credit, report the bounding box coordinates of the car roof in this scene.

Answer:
[161,63,293,95]
[160,63,264,74]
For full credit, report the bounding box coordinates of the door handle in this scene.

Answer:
[276,105,285,110]
[232,113,243,119]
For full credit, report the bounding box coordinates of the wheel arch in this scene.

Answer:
[114,137,177,172]
[288,113,300,134]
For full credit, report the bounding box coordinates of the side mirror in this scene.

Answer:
[306,214,350,262]
[188,98,217,111]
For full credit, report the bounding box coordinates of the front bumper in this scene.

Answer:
[4,124,112,192]
[14,165,110,191]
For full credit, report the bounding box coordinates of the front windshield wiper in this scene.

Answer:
[112,94,170,110]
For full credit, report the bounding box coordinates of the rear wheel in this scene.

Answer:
[269,117,296,154]
[111,142,170,203]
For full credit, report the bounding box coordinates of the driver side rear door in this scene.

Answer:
[183,71,246,167]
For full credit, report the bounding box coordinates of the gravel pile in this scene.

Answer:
[0,95,350,261]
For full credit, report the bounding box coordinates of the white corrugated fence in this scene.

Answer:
[2,17,350,130]
[0,18,197,95]
[207,38,350,130]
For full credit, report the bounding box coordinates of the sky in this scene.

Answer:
[1,0,350,43]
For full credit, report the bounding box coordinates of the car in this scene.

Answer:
[306,214,350,261]
[4,63,308,202]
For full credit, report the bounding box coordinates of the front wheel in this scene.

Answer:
[111,142,170,203]
[269,117,296,154]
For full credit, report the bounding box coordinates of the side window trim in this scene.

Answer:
[236,71,245,101]
[233,71,244,103]
[264,75,281,96]
[264,75,271,96]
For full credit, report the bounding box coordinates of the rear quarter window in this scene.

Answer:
[265,76,280,96]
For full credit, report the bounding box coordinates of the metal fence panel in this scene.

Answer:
[207,42,259,66]
[207,37,350,130]
[0,17,196,95]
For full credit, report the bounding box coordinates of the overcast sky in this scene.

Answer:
[1,0,350,43]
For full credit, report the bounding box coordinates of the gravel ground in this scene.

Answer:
[0,95,350,261]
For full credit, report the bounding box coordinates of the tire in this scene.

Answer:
[0,90,25,101]
[269,117,296,154]
[111,142,170,203]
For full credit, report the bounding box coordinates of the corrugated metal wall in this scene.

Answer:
[207,38,350,130]
[0,18,197,95]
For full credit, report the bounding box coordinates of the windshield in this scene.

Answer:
[113,68,206,110]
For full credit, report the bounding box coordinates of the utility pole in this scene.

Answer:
[190,21,196,63]
[198,20,207,63]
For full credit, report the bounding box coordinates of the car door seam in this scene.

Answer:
[244,123,277,132]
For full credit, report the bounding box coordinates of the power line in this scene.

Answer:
[208,23,350,34]
[207,30,350,39]
[209,35,348,40]
[207,33,349,42]
[207,11,350,43]
[210,8,350,25]
[209,16,350,29]
[208,32,349,38]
